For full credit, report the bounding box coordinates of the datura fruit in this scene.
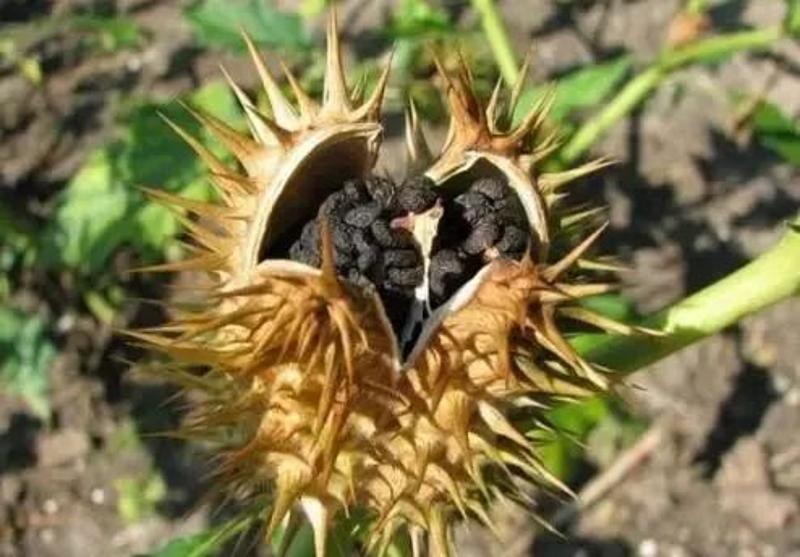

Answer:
[133,13,647,557]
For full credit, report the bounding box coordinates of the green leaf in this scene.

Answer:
[514,56,632,125]
[388,0,455,39]
[751,100,800,166]
[39,82,243,274]
[0,308,55,417]
[538,397,611,480]
[115,473,167,524]
[185,0,311,52]
[71,15,145,51]
[142,517,252,557]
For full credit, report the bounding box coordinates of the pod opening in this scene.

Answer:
[262,160,533,359]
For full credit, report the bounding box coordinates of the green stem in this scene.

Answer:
[572,217,800,373]
[471,0,519,86]
[560,26,782,164]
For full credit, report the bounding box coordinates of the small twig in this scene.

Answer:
[550,424,664,528]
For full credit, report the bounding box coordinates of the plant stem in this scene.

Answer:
[471,0,519,86]
[560,26,782,164]
[572,217,800,373]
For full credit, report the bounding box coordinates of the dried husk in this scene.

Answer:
[132,14,650,557]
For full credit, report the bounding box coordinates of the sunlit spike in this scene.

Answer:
[317,218,343,295]
[404,98,432,174]
[219,64,278,146]
[433,54,479,131]
[242,31,300,129]
[576,257,631,273]
[464,499,501,539]
[477,400,529,448]
[428,506,452,557]
[410,526,425,557]
[179,101,260,164]
[522,130,563,167]
[158,114,249,201]
[538,156,614,192]
[141,250,229,274]
[247,108,295,148]
[509,53,532,115]
[265,475,304,544]
[543,222,608,281]
[552,282,617,299]
[559,205,607,229]
[279,60,319,121]
[300,497,330,557]
[350,74,366,106]
[138,186,231,219]
[323,9,351,112]
[485,77,504,132]
[351,49,394,122]
[208,170,259,197]
[559,307,663,336]
[159,114,228,175]
[503,86,555,147]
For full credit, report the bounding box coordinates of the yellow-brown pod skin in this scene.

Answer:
[133,13,646,557]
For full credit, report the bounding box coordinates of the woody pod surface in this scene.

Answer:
[133,14,647,557]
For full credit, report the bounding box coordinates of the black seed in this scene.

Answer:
[319,191,350,216]
[344,202,381,228]
[462,217,500,255]
[299,221,320,250]
[396,183,437,213]
[387,266,423,287]
[494,196,528,227]
[371,219,413,249]
[454,191,492,225]
[365,176,396,208]
[496,225,528,255]
[473,177,506,200]
[357,248,378,272]
[352,229,373,253]
[429,249,466,300]
[333,248,353,267]
[384,249,419,268]
[343,179,368,201]
[331,222,356,252]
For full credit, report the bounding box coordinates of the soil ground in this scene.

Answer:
[1,1,799,556]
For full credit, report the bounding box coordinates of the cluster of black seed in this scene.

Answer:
[429,177,528,306]
[285,174,529,332]
[288,176,437,330]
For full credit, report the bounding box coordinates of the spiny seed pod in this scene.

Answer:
[131,13,651,557]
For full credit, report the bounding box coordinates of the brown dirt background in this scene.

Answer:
[1,1,799,556]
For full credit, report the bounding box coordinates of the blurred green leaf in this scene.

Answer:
[538,397,610,480]
[0,308,54,417]
[539,396,647,481]
[71,15,145,51]
[186,0,311,52]
[142,517,253,557]
[40,82,243,274]
[300,0,329,20]
[751,100,800,165]
[514,56,632,124]
[388,0,455,39]
[116,473,167,524]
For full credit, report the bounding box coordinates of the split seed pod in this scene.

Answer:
[133,14,647,557]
